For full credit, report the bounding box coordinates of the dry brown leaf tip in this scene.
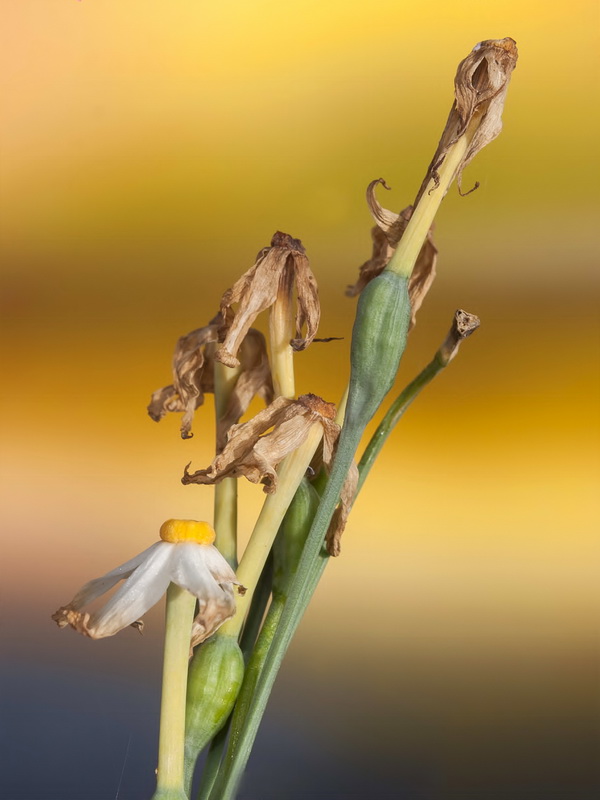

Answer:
[182,393,338,494]
[324,461,359,557]
[347,179,437,328]
[215,231,320,368]
[148,317,273,443]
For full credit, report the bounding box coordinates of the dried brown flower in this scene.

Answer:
[414,37,518,205]
[346,179,438,328]
[148,316,273,442]
[438,309,481,365]
[215,232,320,368]
[182,393,338,494]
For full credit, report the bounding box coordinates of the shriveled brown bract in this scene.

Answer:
[183,393,339,495]
[216,232,320,368]
[347,179,438,328]
[148,317,273,445]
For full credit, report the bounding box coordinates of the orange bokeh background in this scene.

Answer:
[1,2,598,798]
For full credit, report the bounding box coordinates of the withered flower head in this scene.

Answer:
[439,308,481,364]
[414,37,518,205]
[215,232,320,368]
[148,315,273,443]
[182,393,339,494]
[52,519,245,650]
[346,179,438,328]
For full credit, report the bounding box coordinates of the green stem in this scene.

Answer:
[195,724,230,800]
[218,424,324,638]
[214,359,242,567]
[211,595,285,798]
[209,422,364,800]
[209,312,477,797]
[213,478,238,568]
[152,584,197,800]
[239,554,274,661]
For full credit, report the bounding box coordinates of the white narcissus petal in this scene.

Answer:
[87,542,174,638]
[69,542,163,610]
[200,544,241,586]
[171,544,237,646]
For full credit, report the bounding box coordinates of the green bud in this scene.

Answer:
[272,477,320,597]
[346,270,411,428]
[183,634,244,794]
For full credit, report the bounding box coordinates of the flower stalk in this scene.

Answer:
[213,358,243,567]
[385,116,478,278]
[217,422,325,638]
[269,267,296,398]
[152,584,197,800]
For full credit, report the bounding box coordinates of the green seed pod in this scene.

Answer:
[183,634,244,794]
[346,270,411,428]
[272,477,320,597]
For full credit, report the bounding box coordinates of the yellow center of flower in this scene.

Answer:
[159,519,216,545]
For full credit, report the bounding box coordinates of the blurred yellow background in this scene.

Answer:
[1,2,598,798]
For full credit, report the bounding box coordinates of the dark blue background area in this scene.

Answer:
[2,651,599,800]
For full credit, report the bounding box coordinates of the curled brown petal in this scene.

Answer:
[216,232,320,367]
[348,184,437,327]
[182,393,337,494]
[147,316,221,439]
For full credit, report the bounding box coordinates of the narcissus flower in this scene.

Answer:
[52,520,245,648]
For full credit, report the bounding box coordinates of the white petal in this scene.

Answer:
[87,542,174,638]
[171,544,237,646]
[169,543,222,600]
[200,544,241,585]
[69,542,163,610]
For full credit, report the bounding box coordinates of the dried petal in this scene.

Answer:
[148,316,221,439]
[216,329,274,451]
[325,461,359,557]
[149,317,273,443]
[183,393,338,494]
[216,232,320,367]
[413,37,518,205]
[347,179,437,327]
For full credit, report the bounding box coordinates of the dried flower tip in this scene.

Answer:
[347,179,438,328]
[182,393,339,494]
[215,231,320,368]
[439,309,480,364]
[414,37,518,205]
[147,315,221,438]
[148,316,273,443]
[325,460,359,557]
